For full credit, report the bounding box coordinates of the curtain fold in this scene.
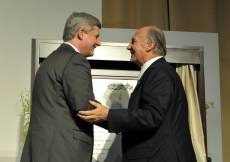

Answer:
[176,64,207,162]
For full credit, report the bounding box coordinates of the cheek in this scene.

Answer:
[90,38,96,46]
[88,39,94,48]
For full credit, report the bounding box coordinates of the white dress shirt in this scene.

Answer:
[63,42,80,53]
[138,56,163,80]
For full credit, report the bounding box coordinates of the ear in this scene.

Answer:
[146,42,154,52]
[76,28,84,40]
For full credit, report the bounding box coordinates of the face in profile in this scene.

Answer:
[126,27,148,67]
[81,26,101,57]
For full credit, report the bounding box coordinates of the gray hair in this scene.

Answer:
[143,26,167,56]
[63,12,101,41]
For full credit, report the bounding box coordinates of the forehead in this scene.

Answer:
[133,28,147,40]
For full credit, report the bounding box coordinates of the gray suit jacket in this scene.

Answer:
[21,43,95,162]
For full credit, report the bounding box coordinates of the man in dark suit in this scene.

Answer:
[20,12,101,162]
[78,26,197,162]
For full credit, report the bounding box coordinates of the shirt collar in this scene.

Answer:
[138,56,163,80]
[63,42,80,53]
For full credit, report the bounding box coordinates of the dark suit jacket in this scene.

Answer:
[108,57,197,162]
[21,43,95,162]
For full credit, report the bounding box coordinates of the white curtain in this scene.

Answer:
[176,64,207,162]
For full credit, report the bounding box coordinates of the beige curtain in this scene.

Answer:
[169,0,217,32]
[102,0,169,30]
[176,64,207,162]
[102,0,217,32]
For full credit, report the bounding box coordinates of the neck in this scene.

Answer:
[66,39,80,52]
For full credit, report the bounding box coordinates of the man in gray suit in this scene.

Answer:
[20,12,101,162]
[78,26,197,162]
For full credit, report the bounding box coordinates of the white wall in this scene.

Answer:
[0,0,102,161]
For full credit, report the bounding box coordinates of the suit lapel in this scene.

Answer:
[133,77,143,92]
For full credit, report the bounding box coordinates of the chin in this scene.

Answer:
[88,53,94,57]
[130,59,135,63]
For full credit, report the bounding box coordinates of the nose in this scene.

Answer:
[96,39,101,46]
[127,43,131,50]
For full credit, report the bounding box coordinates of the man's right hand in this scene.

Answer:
[77,100,109,123]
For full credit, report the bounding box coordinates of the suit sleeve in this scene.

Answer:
[108,67,174,133]
[62,54,95,112]
[95,121,108,130]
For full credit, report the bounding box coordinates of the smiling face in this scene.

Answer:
[80,26,101,57]
[126,27,149,67]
